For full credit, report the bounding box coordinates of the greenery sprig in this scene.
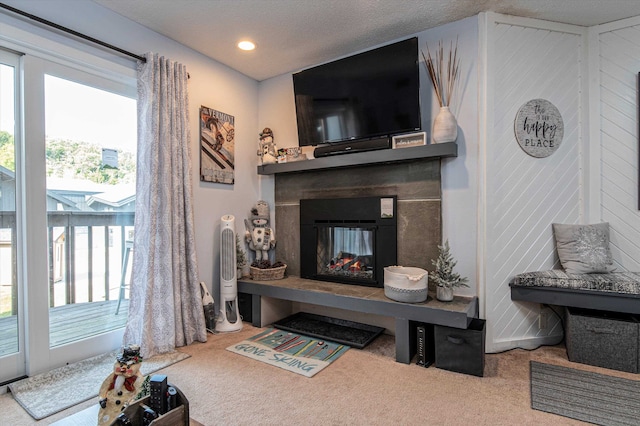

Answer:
[236,234,247,269]
[429,240,469,289]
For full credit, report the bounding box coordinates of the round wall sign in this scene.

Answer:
[514,99,564,158]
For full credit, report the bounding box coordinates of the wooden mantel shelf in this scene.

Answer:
[257,142,457,175]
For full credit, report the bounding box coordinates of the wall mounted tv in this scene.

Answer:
[293,37,421,152]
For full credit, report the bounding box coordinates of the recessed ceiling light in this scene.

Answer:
[238,40,256,51]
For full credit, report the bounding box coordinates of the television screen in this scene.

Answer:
[293,37,421,147]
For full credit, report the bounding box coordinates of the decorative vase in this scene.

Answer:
[436,286,454,302]
[432,106,458,143]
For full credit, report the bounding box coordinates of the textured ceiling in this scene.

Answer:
[93,0,640,81]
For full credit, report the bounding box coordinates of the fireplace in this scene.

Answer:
[300,196,397,287]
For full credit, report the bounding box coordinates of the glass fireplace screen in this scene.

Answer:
[316,226,375,281]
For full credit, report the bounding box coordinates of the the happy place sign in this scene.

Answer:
[514,99,564,158]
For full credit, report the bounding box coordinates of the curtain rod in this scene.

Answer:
[0,2,146,63]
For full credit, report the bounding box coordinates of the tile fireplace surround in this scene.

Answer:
[274,157,442,278]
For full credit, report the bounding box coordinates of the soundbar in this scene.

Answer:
[313,136,390,158]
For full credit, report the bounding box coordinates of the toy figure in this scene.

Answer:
[258,127,278,164]
[244,200,276,262]
[97,344,144,425]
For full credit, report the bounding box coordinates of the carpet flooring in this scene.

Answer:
[8,350,190,420]
[0,324,612,425]
[530,361,640,425]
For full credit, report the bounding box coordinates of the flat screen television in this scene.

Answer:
[293,37,421,148]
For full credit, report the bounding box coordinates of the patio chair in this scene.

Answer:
[115,240,133,315]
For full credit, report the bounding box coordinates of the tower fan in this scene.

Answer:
[216,215,243,332]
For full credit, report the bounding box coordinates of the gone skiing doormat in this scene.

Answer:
[226,327,350,377]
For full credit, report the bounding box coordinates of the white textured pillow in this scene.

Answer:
[552,222,615,274]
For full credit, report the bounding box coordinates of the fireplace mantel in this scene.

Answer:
[257,142,457,175]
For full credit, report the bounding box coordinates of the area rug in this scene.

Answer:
[8,349,190,420]
[226,327,349,377]
[530,361,640,425]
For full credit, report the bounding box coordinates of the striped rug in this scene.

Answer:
[530,361,640,425]
[227,327,349,377]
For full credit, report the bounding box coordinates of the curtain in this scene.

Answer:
[123,53,207,358]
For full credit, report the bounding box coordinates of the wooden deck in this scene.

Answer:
[0,299,129,356]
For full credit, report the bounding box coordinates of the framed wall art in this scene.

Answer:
[200,105,235,184]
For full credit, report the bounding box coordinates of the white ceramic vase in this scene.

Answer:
[432,106,458,143]
[436,286,454,302]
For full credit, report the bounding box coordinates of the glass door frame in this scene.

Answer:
[0,48,25,384]
[32,57,135,375]
[0,13,137,383]
[0,56,135,381]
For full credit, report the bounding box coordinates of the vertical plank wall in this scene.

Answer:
[591,17,640,272]
[482,15,587,352]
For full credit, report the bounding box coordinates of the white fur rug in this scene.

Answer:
[8,350,190,420]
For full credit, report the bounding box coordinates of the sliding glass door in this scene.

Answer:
[0,51,136,383]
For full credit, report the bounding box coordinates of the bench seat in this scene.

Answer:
[510,270,640,314]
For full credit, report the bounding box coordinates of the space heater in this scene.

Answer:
[216,214,243,332]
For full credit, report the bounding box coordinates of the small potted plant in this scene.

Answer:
[429,240,468,302]
[236,234,248,278]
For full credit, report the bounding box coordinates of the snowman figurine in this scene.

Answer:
[244,200,276,262]
[97,344,144,425]
[258,127,278,165]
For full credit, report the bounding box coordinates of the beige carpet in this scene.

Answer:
[2,323,636,425]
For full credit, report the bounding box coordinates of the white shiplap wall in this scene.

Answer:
[480,14,587,352]
[590,17,640,272]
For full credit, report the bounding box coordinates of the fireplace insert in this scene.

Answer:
[300,196,397,287]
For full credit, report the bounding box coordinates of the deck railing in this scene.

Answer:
[1,211,134,314]
[47,211,135,307]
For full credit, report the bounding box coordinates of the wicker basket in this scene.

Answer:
[250,264,286,280]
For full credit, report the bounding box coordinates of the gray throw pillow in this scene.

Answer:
[552,222,615,274]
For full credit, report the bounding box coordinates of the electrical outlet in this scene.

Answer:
[538,307,549,329]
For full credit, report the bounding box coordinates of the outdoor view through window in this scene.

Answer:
[44,75,136,347]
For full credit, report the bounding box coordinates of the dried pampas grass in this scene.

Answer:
[422,38,460,107]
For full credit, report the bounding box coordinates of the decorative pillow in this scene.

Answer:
[552,222,615,274]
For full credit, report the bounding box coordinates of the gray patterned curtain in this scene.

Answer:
[124,53,207,358]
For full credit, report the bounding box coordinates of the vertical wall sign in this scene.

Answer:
[514,99,564,158]
[200,105,235,184]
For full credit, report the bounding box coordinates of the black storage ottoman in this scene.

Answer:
[434,318,485,377]
[566,307,639,373]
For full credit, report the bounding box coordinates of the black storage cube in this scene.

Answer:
[434,318,485,377]
[566,307,639,373]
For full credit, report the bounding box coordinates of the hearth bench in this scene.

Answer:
[237,276,479,364]
[511,270,640,374]
[509,270,640,315]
